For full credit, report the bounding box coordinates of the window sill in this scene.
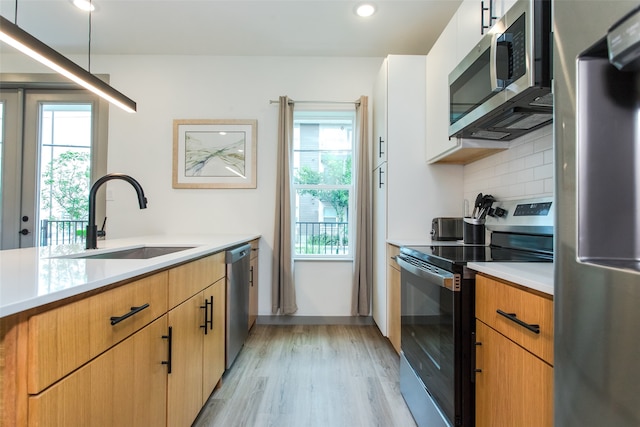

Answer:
[293,257,354,262]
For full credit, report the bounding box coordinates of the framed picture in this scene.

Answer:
[173,119,257,189]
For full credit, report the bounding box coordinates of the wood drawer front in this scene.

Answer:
[387,244,400,271]
[168,252,225,308]
[28,316,168,427]
[475,274,554,365]
[28,272,168,394]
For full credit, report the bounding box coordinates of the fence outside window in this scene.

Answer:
[41,219,87,246]
[295,221,348,255]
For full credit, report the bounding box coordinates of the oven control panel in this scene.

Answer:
[513,201,553,216]
[485,197,554,234]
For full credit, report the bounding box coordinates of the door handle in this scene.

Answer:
[207,296,214,332]
[19,228,30,235]
[162,326,173,374]
[200,299,210,335]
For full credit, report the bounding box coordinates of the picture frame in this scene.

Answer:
[172,119,257,189]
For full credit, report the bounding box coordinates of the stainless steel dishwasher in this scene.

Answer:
[225,243,251,369]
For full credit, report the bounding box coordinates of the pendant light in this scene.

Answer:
[0,7,137,113]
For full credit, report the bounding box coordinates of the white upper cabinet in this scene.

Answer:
[426,18,458,161]
[425,0,517,164]
[457,0,484,64]
[372,61,388,169]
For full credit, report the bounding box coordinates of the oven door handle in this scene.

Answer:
[396,255,459,291]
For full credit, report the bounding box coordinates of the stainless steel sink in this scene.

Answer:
[61,246,196,260]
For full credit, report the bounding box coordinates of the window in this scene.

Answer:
[292,110,355,258]
[39,103,93,246]
[0,84,107,249]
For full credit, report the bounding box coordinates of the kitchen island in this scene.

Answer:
[0,234,260,317]
[0,234,259,427]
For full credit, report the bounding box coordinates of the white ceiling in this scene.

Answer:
[0,0,462,57]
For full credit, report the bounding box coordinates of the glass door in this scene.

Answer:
[0,89,104,249]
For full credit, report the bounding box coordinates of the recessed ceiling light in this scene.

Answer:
[356,3,376,18]
[72,0,95,12]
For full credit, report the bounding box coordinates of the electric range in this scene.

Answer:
[398,197,553,427]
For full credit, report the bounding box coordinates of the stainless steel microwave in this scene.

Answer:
[448,0,552,140]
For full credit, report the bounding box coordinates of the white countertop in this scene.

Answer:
[467,262,554,296]
[0,234,260,318]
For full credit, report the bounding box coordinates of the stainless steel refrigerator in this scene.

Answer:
[554,1,640,426]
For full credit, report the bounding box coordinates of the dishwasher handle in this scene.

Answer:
[396,254,460,292]
[225,243,252,263]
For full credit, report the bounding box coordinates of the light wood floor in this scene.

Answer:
[193,324,417,427]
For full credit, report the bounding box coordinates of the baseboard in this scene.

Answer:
[256,315,375,326]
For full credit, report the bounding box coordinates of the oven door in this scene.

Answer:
[397,255,460,426]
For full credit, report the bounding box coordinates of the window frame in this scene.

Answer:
[291,107,355,260]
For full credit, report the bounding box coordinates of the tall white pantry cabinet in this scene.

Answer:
[372,55,463,341]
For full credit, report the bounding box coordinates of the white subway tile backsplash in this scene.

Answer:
[463,124,554,202]
[544,178,554,194]
[509,157,525,172]
[524,152,544,169]
[525,180,545,195]
[534,163,554,180]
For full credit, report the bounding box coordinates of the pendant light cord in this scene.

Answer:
[14,0,18,24]
[88,0,92,72]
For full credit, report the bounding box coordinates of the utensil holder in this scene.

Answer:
[463,217,486,244]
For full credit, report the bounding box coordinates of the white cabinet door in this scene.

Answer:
[372,163,387,335]
[426,19,459,161]
[495,0,518,18]
[457,0,484,63]
[372,59,388,169]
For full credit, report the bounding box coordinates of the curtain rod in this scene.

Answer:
[269,99,360,106]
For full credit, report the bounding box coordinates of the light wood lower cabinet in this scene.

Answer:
[27,271,169,394]
[167,277,226,427]
[248,238,259,330]
[167,258,226,427]
[202,279,225,404]
[28,316,168,427]
[1,248,235,427]
[474,274,554,427]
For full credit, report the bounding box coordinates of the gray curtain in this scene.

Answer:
[271,96,298,315]
[351,95,372,316]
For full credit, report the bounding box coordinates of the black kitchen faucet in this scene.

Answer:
[86,173,147,249]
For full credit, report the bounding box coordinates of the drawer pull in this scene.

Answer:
[496,309,540,334]
[110,303,150,325]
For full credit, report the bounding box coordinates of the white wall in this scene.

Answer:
[3,53,383,317]
[463,125,554,203]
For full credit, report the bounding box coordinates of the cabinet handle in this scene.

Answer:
[378,136,385,157]
[471,332,482,382]
[110,303,149,325]
[379,167,384,188]
[496,309,540,334]
[162,326,173,374]
[201,299,211,335]
[208,296,214,332]
[480,0,497,35]
[250,266,254,287]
